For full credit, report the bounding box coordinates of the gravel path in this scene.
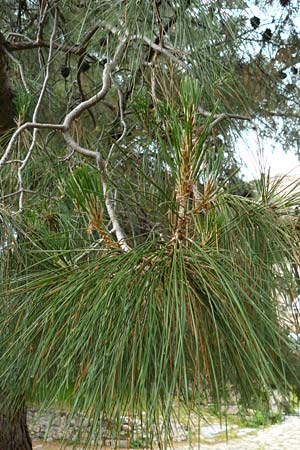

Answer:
[175,416,300,450]
[32,416,300,450]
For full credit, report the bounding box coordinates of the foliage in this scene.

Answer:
[1,96,300,446]
[0,0,300,447]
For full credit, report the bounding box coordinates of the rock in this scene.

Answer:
[226,405,239,415]
[200,424,226,438]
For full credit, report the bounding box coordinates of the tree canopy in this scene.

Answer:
[0,1,300,448]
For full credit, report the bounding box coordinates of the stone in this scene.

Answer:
[121,423,131,432]
[226,405,239,415]
[200,424,226,438]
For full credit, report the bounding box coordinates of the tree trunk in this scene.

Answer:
[0,32,15,135]
[0,32,31,450]
[0,404,32,450]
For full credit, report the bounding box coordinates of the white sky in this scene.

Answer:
[213,1,300,183]
[232,1,300,182]
[237,132,300,181]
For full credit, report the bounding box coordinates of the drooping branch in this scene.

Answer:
[0,34,130,250]
[0,39,126,167]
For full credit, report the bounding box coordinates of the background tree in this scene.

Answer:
[0,1,300,449]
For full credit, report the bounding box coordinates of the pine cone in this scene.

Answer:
[61,66,70,78]
[262,28,272,43]
[80,61,90,72]
[250,16,260,29]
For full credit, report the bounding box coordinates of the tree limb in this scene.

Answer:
[197,106,251,135]
[17,6,58,211]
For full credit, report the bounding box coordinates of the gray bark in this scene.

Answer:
[0,403,32,450]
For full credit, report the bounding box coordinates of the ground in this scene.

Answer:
[32,415,300,450]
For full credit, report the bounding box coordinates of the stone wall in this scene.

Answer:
[27,408,188,446]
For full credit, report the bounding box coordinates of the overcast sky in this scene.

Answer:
[235,1,300,181]
[237,132,300,181]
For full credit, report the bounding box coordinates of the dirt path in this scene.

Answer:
[32,415,300,450]
[179,416,300,450]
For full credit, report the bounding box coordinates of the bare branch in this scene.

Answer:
[0,123,64,169]
[5,24,99,59]
[0,189,50,201]
[259,109,300,119]
[36,0,49,42]
[106,75,127,165]
[63,131,101,161]
[0,31,130,248]
[4,160,23,165]
[17,6,58,211]
[3,47,30,93]
[73,238,104,264]
[62,40,126,129]
[106,24,188,70]
[6,33,34,43]
[198,106,251,122]
[101,173,131,253]
[5,38,82,55]
[197,106,251,135]
[58,149,75,162]
[0,39,126,169]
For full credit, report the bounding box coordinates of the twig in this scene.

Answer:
[197,106,251,135]
[1,34,130,251]
[106,24,188,70]
[101,171,130,253]
[3,47,30,93]
[63,132,101,160]
[106,75,127,165]
[5,24,99,60]
[74,238,104,264]
[0,189,50,201]
[150,56,159,106]
[6,32,34,43]
[58,149,75,162]
[0,40,126,168]
[36,0,49,42]
[17,6,57,211]
[62,40,126,129]
[0,123,64,169]
[4,159,23,165]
